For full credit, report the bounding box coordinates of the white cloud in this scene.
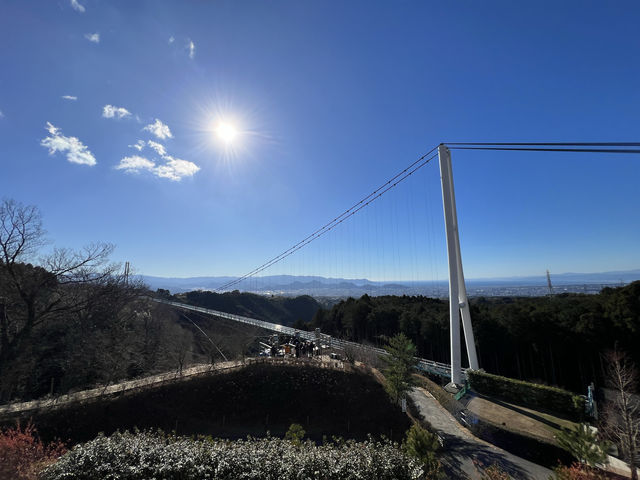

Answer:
[116,155,156,173]
[188,40,195,59]
[70,0,85,12]
[62,95,78,101]
[168,36,175,44]
[147,140,166,156]
[119,123,197,181]
[85,33,100,43]
[154,156,200,181]
[116,154,199,181]
[40,122,96,166]
[102,104,131,119]
[129,140,146,151]
[143,118,172,139]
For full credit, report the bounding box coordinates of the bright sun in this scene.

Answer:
[214,121,238,144]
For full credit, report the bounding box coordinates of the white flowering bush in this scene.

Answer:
[40,430,424,479]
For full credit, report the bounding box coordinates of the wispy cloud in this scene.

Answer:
[40,122,96,166]
[70,0,85,13]
[62,95,78,101]
[85,33,100,43]
[0,110,4,118]
[102,104,131,119]
[116,154,199,181]
[143,118,172,140]
[147,140,166,156]
[168,36,195,59]
[118,136,199,181]
[127,139,167,155]
[129,140,146,151]
[116,155,155,173]
[155,156,200,181]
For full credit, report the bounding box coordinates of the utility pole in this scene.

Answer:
[438,144,479,387]
[546,269,553,295]
[124,261,130,285]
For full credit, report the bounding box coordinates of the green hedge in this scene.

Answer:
[467,370,585,421]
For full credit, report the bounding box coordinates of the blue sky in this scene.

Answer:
[1,1,639,281]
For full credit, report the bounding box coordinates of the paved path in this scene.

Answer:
[409,387,553,480]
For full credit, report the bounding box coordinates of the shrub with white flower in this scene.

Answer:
[40,430,425,479]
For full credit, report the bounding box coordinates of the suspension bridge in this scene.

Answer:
[158,142,640,387]
[154,297,456,378]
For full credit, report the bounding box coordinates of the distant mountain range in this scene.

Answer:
[138,269,640,297]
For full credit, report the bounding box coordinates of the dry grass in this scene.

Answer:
[465,393,579,444]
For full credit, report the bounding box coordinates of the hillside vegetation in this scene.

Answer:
[176,289,322,326]
[41,431,424,480]
[302,282,640,392]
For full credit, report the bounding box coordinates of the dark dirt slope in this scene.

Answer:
[18,363,411,445]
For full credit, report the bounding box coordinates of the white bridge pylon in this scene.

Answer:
[438,144,479,386]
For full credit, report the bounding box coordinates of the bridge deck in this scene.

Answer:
[154,298,465,379]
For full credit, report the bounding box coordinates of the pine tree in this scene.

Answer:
[556,423,609,467]
[383,333,417,404]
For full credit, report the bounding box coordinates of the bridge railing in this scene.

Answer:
[153,298,465,380]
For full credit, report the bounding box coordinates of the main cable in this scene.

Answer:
[216,149,439,292]
[447,146,640,154]
[216,141,639,292]
[445,142,640,147]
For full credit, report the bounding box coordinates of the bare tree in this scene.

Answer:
[0,199,118,396]
[602,349,640,480]
[168,326,193,375]
[343,341,384,369]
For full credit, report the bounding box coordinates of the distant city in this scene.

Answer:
[141,268,640,298]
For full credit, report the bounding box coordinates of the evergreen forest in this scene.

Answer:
[298,282,640,393]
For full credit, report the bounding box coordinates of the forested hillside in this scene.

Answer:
[0,201,270,403]
[302,282,640,392]
[175,289,322,326]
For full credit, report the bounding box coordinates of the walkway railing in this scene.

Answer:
[154,298,463,379]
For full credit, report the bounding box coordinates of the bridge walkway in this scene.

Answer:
[155,298,462,379]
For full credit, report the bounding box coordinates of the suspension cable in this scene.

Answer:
[217,141,639,292]
[216,148,439,291]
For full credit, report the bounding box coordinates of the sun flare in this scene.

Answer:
[214,121,238,144]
